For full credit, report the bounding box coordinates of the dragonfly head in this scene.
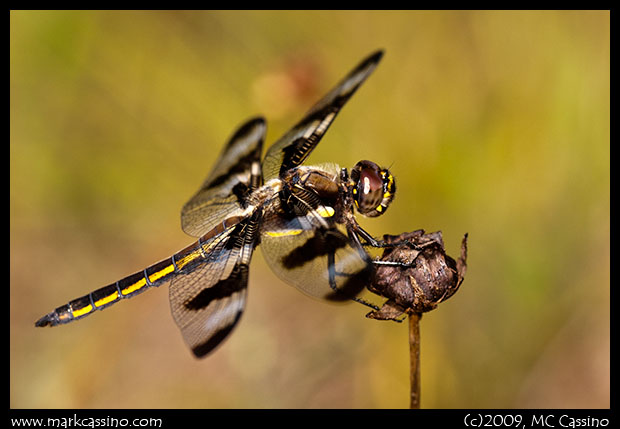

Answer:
[350,160,395,217]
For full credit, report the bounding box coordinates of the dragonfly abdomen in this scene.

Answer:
[34,256,179,327]
[34,216,245,328]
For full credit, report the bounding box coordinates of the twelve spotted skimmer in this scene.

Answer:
[36,50,397,358]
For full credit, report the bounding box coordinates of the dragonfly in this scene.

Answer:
[35,50,397,358]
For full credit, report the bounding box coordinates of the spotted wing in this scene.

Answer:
[261,50,384,181]
[181,117,266,237]
[170,210,261,358]
[260,205,372,302]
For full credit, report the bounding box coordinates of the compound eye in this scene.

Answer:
[351,160,396,217]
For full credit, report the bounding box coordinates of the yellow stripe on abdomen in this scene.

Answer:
[148,263,175,283]
[174,250,202,270]
[121,278,147,295]
[94,291,119,307]
[72,304,93,318]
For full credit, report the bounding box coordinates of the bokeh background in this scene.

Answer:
[10,10,609,408]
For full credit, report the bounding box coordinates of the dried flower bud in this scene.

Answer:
[366,230,468,320]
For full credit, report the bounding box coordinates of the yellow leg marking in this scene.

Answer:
[94,291,119,307]
[72,304,93,318]
[121,278,147,295]
[266,229,303,237]
[148,264,175,283]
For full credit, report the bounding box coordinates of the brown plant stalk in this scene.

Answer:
[367,230,468,408]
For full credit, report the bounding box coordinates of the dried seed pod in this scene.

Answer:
[366,230,468,320]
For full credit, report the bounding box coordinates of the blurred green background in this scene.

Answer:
[10,10,609,408]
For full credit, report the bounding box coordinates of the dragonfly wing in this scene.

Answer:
[181,117,266,237]
[170,210,261,358]
[262,50,383,180]
[260,204,371,302]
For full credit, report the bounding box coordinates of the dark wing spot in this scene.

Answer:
[184,264,249,311]
[191,312,243,358]
[282,230,348,269]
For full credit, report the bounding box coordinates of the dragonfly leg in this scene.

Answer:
[325,246,380,311]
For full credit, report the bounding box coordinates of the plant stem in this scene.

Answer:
[409,312,421,409]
